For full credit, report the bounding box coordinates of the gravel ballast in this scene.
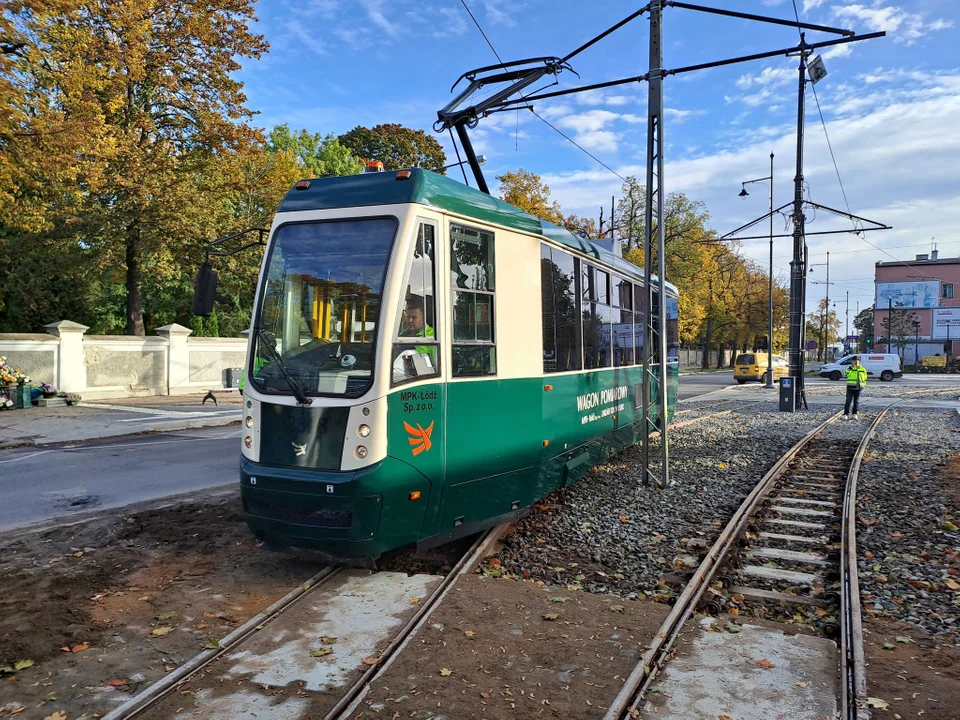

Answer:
[495,402,836,600]
[857,408,960,640]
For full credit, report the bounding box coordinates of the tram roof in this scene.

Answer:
[278,169,677,294]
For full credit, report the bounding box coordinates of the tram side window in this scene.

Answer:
[582,265,612,369]
[634,284,647,364]
[392,222,439,385]
[540,245,582,373]
[451,223,496,377]
[666,295,679,362]
[614,277,634,366]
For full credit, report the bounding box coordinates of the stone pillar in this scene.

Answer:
[155,323,193,395]
[44,320,89,393]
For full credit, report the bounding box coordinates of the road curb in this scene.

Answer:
[0,414,241,450]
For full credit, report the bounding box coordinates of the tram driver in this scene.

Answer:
[393,294,437,382]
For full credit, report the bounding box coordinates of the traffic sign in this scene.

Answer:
[806,340,818,350]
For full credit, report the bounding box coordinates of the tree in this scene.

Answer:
[808,298,842,361]
[338,123,446,172]
[2,0,269,336]
[853,306,874,352]
[879,302,916,362]
[496,169,564,225]
[615,176,710,251]
[562,214,598,238]
[266,124,364,178]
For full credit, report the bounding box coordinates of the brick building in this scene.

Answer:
[874,250,960,363]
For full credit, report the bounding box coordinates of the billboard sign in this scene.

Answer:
[933,308,960,338]
[876,281,940,308]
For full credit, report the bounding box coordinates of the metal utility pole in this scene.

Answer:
[787,34,810,409]
[641,0,669,489]
[845,290,849,340]
[768,152,774,386]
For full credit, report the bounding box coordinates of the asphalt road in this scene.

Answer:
[678,370,737,399]
[0,427,241,533]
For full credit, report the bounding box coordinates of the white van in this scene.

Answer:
[820,353,902,382]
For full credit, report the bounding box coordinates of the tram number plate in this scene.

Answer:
[326,485,335,494]
[250,477,257,485]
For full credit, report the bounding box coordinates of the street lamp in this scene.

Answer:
[738,152,775,388]
[913,315,921,370]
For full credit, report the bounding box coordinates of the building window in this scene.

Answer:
[944,283,954,299]
[582,264,612,369]
[392,222,439,385]
[541,245,582,373]
[450,223,496,376]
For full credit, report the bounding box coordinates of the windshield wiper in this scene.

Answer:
[254,327,310,405]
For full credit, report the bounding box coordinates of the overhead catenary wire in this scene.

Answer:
[457,0,626,184]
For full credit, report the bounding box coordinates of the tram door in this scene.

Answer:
[437,222,537,533]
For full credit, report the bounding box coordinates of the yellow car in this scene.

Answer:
[734,353,789,384]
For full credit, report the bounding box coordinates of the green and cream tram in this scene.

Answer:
[222,169,678,557]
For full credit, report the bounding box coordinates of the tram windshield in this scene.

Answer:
[250,217,398,397]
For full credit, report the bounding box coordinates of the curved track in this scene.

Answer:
[604,405,895,720]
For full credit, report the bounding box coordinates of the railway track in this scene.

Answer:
[604,404,896,720]
[101,528,506,719]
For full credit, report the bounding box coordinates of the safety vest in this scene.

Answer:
[845,365,867,388]
[415,325,436,361]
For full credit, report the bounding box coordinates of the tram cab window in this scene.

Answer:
[250,217,396,398]
[634,284,646,364]
[392,222,440,385]
[666,295,679,362]
[450,223,497,377]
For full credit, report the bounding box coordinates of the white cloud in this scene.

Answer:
[433,7,468,36]
[736,66,795,90]
[576,131,619,152]
[606,95,633,106]
[666,108,706,122]
[725,87,777,108]
[479,0,517,27]
[556,109,621,134]
[832,4,953,45]
[359,0,400,39]
[803,0,828,12]
[822,43,853,60]
[288,19,328,55]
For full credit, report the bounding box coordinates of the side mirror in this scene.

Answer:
[193,262,218,317]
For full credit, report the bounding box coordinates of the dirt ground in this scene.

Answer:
[862,617,960,720]
[0,490,319,719]
[353,571,670,720]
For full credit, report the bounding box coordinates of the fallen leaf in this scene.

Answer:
[945,521,958,532]
[105,679,128,687]
[756,659,775,669]
[481,691,491,699]
[439,667,452,676]
[150,627,172,638]
[719,715,734,720]
[895,636,914,644]
[464,631,476,638]
[202,640,220,650]
[795,682,809,688]
[137,596,151,602]
[609,605,625,613]
[882,642,895,650]
[409,597,421,605]
[865,698,889,709]
[718,463,726,469]
[542,613,560,621]
[0,659,33,675]
[72,552,83,557]
[550,597,569,603]
[723,623,741,634]
[155,612,178,621]
[361,656,380,665]
[728,607,739,616]
[42,694,56,703]
[70,643,89,653]
[310,648,333,658]
[945,578,960,590]
[42,713,66,720]
[8,706,24,715]
[321,635,337,645]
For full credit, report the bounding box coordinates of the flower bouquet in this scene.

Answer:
[41,382,58,398]
[0,356,32,408]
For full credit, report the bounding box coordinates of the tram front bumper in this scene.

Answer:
[239,456,430,557]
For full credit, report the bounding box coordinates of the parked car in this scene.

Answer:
[820,353,902,382]
[734,353,789,384]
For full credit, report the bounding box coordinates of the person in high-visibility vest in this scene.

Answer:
[843,355,868,420]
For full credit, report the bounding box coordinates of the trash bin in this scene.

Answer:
[779,376,796,413]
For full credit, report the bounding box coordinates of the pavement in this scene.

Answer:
[0,392,242,449]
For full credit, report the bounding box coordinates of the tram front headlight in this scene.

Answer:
[244,436,253,449]
[357,424,371,438]
[245,416,254,428]
[355,445,368,459]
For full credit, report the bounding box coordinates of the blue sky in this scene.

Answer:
[244,0,959,320]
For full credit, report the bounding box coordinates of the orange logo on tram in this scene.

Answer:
[404,421,435,456]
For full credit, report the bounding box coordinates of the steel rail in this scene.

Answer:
[103,564,343,720]
[329,523,513,719]
[604,410,843,719]
[841,404,895,719]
